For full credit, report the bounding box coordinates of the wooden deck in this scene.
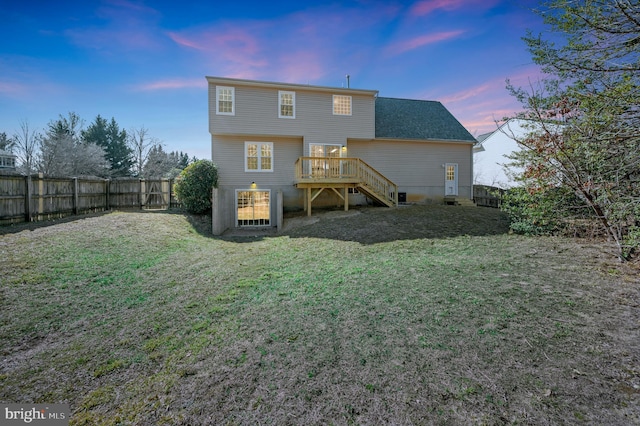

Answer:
[294,157,398,216]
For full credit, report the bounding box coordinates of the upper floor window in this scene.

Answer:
[245,142,273,172]
[279,91,295,118]
[216,86,235,115]
[333,95,352,116]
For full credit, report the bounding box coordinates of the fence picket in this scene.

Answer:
[0,174,176,225]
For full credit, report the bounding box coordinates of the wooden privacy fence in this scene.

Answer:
[0,173,178,225]
[473,185,505,208]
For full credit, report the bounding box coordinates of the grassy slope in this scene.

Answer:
[0,207,638,425]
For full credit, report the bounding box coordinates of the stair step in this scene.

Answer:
[358,184,395,207]
[444,197,476,207]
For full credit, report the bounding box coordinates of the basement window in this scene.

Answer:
[236,190,270,227]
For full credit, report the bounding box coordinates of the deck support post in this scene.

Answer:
[344,186,349,211]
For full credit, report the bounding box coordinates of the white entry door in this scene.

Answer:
[445,163,458,196]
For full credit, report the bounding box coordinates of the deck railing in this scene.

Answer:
[294,157,398,206]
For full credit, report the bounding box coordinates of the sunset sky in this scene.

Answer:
[1,0,547,160]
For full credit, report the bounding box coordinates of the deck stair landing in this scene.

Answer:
[294,157,398,216]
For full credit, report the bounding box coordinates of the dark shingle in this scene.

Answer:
[375,97,476,142]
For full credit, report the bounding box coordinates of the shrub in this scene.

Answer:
[501,186,588,236]
[174,160,218,214]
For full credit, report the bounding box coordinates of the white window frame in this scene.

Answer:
[236,189,271,227]
[244,141,274,172]
[216,86,235,115]
[333,95,352,116]
[278,90,296,119]
[309,143,342,158]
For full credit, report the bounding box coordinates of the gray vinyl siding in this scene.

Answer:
[212,135,302,186]
[209,84,375,145]
[348,139,473,201]
[212,135,305,214]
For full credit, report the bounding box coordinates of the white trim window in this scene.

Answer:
[245,142,273,172]
[278,90,295,118]
[236,189,271,227]
[216,86,235,115]
[333,95,352,116]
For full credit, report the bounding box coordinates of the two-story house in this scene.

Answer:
[207,76,476,234]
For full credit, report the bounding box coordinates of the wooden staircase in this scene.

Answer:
[294,157,398,215]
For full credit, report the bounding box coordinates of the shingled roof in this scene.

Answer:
[375,97,476,143]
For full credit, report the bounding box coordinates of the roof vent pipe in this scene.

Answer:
[346,74,350,88]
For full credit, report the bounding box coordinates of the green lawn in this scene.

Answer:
[1,207,638,425]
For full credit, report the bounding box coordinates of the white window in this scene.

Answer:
[245,142,273,172]
[309,144,342,178]
[236,190,270,227]
[279,91,295,118]
[310,144,342,158]
[216,86,235,115]
[333,95,352,115]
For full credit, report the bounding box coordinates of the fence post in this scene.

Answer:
[73,177,79,215]
[37,173,44,220]
[105,179,110,211]
[24,174,32,222]
[140,179,144,210]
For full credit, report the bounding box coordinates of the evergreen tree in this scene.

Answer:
[141,146,193,179]
[142,145,173,178]
[82,115,133,176]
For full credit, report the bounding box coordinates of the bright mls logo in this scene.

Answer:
[1,404,69,425]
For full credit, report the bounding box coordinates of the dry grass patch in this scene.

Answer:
[0,206,638,425]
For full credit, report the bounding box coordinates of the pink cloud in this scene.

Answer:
[0,81,28,97]
[134,78,207,91]
[0,72,67,101]
[167,3,398,85]
[386,30,465,55]
[438,83,491,104]
[410,0,500,16]
[99,0,159,17]
[66,27,160,51]
[424,66,545,135]
[277,51,326,83]
[166,32,202,50]
[455,97,526,136]
[411,0,464,15]
[65,0,163,52]
[167,25,271,80]
[167,28,260,56]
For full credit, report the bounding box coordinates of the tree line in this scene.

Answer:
[0,112,196,179]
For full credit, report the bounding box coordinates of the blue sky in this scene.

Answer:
[1,0,546,160]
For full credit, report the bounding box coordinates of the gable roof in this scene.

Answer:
[375,97,476,143]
